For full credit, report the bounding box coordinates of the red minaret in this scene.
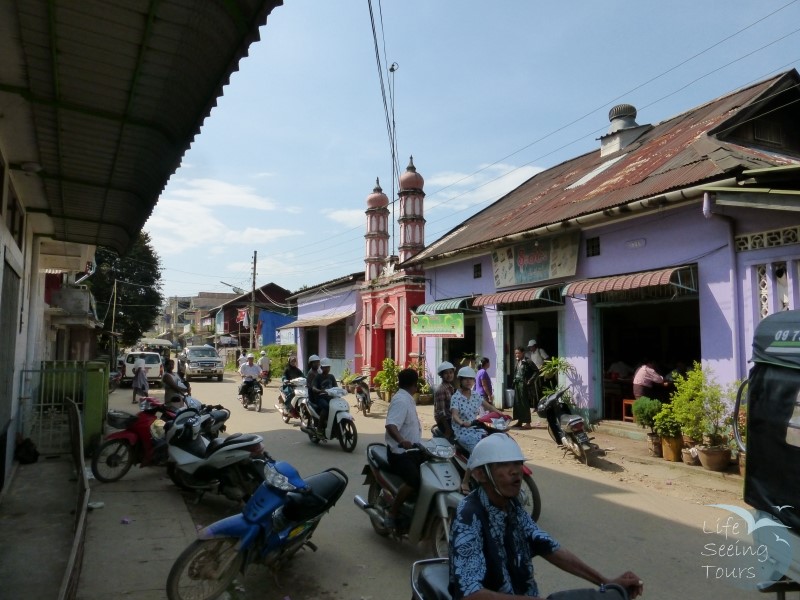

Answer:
[398,156,425,270]
[365,178,390,281]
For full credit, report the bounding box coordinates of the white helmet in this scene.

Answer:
[467,434,526,470]
[320,358,332,368]
[309,354,320,363]
[260,350,266,355]
[528,339,537,347]
[437,361,455,375]
[457,366,477,379]
[247,353,254,359]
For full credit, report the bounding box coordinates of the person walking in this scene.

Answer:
[131,357,149,404]
[526,339,549,408]
[512,346,535,429]
[475,357,494,411]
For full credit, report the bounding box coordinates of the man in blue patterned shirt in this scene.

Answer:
[449,435,644,599]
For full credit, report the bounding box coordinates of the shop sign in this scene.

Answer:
[279,328,296,345]
[491,233,579,288]
[411,313,464,338]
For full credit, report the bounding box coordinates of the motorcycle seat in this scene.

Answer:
[367,444,392,471]
[415,560,451,600]
[204,432,260,457]
[283,468,349,522]
[207,409,229,423]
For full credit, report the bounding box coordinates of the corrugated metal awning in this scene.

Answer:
[277,310,355,329]
[472,286,562,307]
[416,297,472,314]
[563,266,696,296]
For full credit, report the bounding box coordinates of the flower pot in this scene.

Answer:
[661,436,683,462]
[682,435,699,447]
[696,446,732,472]
[646,433,662,458]
[681,447,700,466]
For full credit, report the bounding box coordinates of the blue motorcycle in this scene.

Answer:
[166,457,348,600]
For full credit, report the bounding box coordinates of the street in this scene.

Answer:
[136,375,757,600]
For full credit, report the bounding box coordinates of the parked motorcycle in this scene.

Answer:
[166,458,348,600]
[165,409,267,502]
[352,374,373,414]
[239,379,263,412]
[275,376,307,423]
[354,437,463,558]
[434,416,542,521]
[108,363,123,393]
[409,558,630,600]
[537,388,599,466]
[298,387,358,452]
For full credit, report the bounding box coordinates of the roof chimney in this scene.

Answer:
[600,104,648,157]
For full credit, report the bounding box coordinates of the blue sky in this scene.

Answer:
[145,0,800,300]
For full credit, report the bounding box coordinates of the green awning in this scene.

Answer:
[416,297,472,314]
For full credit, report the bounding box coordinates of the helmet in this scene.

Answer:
[457,366,477,379]
[467,434,526,470]
[527,339,537,347]
[320,358,332,368]
[247,353,254,359]
[437,361,455,375]
[309,354,320,363]
[260,350,266,355]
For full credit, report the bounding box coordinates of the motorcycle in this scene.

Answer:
[260,369,271,385]
[239,378,263,412]
[352,374,373,414]
[537,388,600,466]
[298,387,358,452]
[165,408,267,502]
[354,437,463,558]
[108,363,123,393]
[166,458,348,600]
[275,376,308,423]
[433,416,542,521]
[409,558,630,600]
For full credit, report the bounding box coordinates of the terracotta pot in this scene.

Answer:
[682,435,699,447]
[681,447,700,465]
[661,436,683,462]
[646,433,662,458]
[696,446,732,471]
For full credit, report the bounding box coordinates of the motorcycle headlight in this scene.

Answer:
[263,461,298,492]
[429,443,455,459]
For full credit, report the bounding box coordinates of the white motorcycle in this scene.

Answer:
[298,387,358,452]
[354,437,463,558]
[275,376,308,424]
[165,409,267,502]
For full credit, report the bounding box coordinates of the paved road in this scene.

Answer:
[173,376,758,600]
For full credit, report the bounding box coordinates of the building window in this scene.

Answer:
[586,237,600,257]
[473,264,482,279]
[756,261,795,320]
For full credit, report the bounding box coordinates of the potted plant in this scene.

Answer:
[653,403,683,462]
[539,356,578,406]
[632,396,663,457]
[339,361,357,393]
[372,357,400,401]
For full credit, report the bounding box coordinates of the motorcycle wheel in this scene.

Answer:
[254,391,262,413]
[166,537,243,600]
[367,482,391,537]
[519,474,542,522]
[167,462,192,491]
[337,419,358,452]
[427,513,452,559]
[91,439,134,483]
[281,406,291,424]
[356,390,370,415]
[299,405,313,430]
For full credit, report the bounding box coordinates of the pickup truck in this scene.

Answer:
[178,345,224,382]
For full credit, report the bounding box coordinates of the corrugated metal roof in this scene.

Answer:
[563,266,695,296]
[415,297,472,313]
[0,0,283,254]
[409,71,800,264]
[472,286,548,306]
[278,311,355,329]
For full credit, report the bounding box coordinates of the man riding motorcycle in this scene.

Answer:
[310,357,337,431]
[281,356,304,412]
[238,353,261,401]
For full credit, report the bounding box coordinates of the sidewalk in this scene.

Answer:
[0,394,745,599]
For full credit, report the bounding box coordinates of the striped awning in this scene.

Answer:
[277,310,355,329]
[415,297,472,314]
[563,266,696,296]
[472,286,560,307]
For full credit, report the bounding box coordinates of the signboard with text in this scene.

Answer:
[411,313,465,338]
[491,233,580,288]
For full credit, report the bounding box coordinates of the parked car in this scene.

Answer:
[178,345,224,382]
[120,351,164,387]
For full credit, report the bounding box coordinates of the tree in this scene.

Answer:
[89,232,164,351]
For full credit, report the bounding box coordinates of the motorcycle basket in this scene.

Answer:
[107,410,137,430]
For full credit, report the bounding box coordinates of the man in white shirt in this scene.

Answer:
[238,353,262,400]
[384,368,424,529]
[258,350,271,381]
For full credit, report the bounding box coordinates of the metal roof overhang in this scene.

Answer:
[703,187,800,212]
[0,1,283,254]
[472,285,563,307]
[277,310,355,329]
[563,266,697,296]
[416,297,473,314]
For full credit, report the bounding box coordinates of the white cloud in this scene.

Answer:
[168,178,278,210]
[325,208,365,226]
[425,163,543,212]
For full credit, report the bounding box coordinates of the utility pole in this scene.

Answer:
[250,250,257,350]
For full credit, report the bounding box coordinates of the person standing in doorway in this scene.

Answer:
[527,339,550,409]
[512,347,535,429]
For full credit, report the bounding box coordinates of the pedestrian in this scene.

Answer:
[433,361,456,440]
[512,346,535,429]
[131,357,149,404]
[237,349,248,368]
[475,357,494,411]
[526,338,550,408]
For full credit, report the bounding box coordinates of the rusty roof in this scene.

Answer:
[409,70,800,265]
[0,0,283,254]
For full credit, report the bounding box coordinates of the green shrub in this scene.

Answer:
[653,403,682,438]
[632,396,662,432]
[373,358,400,395]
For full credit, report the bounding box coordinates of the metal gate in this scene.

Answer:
[18,362,90,455]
